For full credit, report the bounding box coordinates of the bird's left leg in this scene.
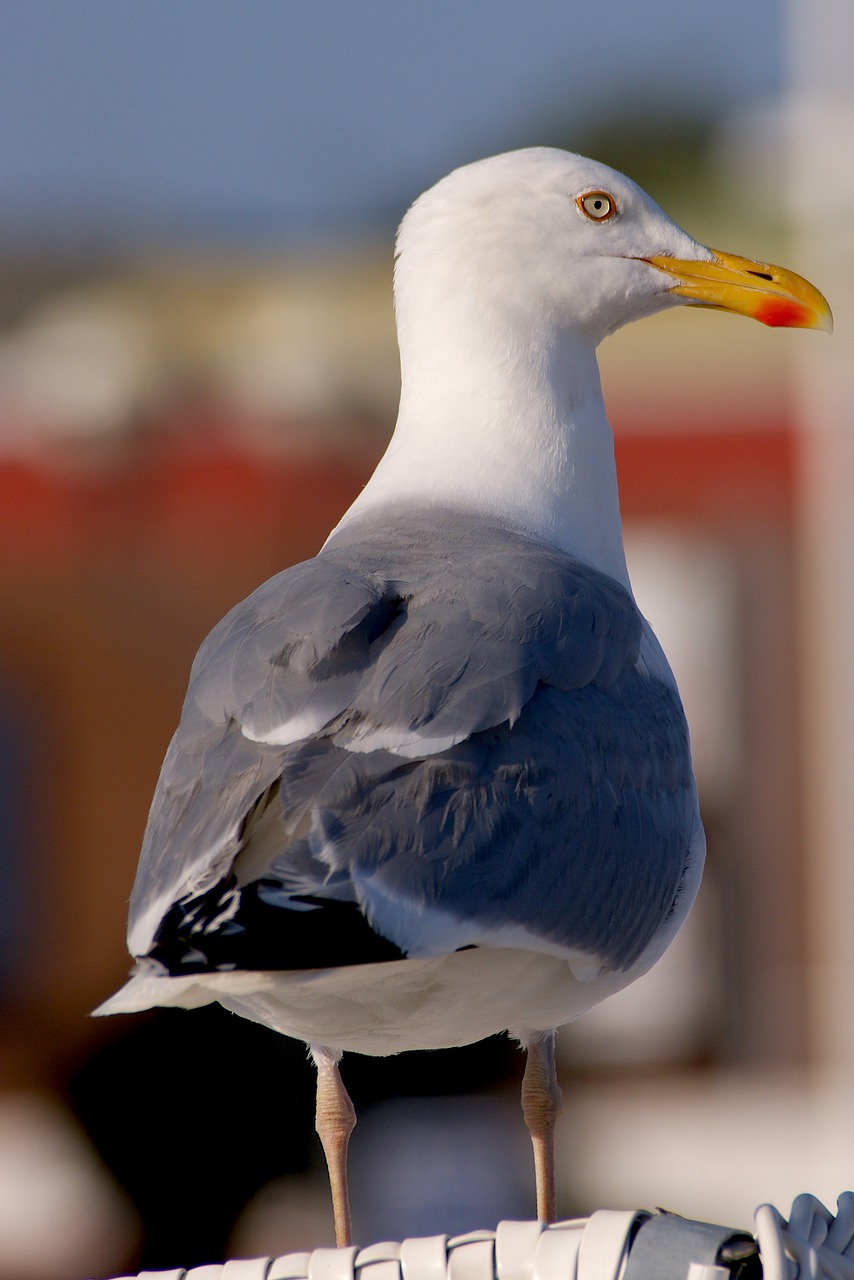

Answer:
[311,1044,356,1247]
[520,1029,562,1222]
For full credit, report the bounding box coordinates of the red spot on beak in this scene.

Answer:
[754,298,810,328]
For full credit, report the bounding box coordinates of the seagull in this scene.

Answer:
[96,148,831,1247]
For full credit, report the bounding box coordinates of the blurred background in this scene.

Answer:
[0,1,852,1276]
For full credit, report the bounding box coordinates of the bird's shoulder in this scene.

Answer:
[184,507,644,753]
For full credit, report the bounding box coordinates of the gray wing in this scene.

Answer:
[126,556,388,954]
[129,509,696,976]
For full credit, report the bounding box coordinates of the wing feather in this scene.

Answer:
[128,508,696,976]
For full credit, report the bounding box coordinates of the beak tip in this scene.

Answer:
[753,297,833,334]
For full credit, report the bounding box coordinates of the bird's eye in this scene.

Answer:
[577,191,617,222]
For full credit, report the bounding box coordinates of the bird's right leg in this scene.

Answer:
[311,1044,356,1247]
[520,1029,562,1222]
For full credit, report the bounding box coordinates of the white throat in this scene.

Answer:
[331,262,631,593]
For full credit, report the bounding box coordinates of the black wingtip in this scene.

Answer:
[148,879,406,974]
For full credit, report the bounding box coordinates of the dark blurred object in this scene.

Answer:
[69,1007,316,1268]
[0,676,37,1001]
[68,1005,521,1269]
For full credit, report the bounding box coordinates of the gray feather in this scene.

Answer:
[129,506,693,971]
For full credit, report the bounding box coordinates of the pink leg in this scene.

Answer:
[520,1030,562,1222]
[311,1045,356,1246]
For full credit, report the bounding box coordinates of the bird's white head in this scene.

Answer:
[394,147,832,348]
[336,147,830,584]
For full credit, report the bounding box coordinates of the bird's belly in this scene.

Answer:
[98,947,645,1055]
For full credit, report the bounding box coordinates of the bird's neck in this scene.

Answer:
[334,297,631,592]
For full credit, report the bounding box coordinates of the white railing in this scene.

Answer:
[105,1191,854,1280]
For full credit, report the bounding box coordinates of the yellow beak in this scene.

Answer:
[643,249,833,333]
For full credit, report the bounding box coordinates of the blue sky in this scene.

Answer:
[0,0,785,246]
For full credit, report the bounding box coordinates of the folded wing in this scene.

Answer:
[128,509,695,977]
